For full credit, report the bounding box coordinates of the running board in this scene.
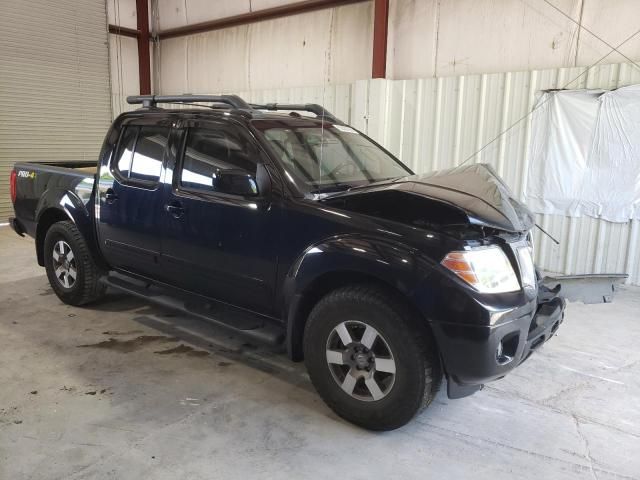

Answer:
[100,273,285,346]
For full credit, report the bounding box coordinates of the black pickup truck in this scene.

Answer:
[8,94,564,430]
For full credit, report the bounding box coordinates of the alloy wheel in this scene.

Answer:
[52,240,77,289]
[325,320,396,401]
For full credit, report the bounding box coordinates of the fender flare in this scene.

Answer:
[281,233,437,360]
[34,187,103,267]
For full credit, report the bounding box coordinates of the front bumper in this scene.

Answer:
[430,284,565,399]
[519,294,565,364]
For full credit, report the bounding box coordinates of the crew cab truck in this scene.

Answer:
[8,94,565,431]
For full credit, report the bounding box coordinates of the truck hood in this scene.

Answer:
[322,163,535,233]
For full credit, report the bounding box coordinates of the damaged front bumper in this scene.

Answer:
[430,283,566,399]
[520,288,565,363]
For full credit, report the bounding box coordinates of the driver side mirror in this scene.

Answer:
[214,163,271,198]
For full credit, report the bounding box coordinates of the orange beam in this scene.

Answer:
[371,0,389,78]
[136,0,151,95]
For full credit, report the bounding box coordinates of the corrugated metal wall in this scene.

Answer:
[0,0,112,221]
[350,64,640,285]
[231,62,640,285]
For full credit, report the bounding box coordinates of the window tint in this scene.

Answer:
[180,128,257,196]
[114,126,137,178]
[130,126,169,182]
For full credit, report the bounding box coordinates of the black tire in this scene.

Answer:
[44,221,106,306]
[303,284,441,431]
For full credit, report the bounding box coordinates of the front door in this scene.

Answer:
[160,119,279,314]
[97,118,172,277]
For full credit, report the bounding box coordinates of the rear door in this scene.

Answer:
[159,118,278,314]
[96,116,172,277]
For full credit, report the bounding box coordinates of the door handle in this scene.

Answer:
[165,202,185,219]
[104,188,118,203]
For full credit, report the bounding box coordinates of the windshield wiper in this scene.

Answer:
[310,183,354,194]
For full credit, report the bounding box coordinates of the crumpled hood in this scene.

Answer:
[325,163,535,232]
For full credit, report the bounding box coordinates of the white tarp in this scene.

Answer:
[526,85,640,222]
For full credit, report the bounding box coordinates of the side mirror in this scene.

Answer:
[255,162,272,198]
[214,163,271,198]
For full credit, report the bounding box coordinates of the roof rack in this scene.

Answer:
[126,94,251,110]
[249,103,344,124]
[126,94,344,124]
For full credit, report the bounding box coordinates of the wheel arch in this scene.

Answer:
[283,234,439,362]
[35,208,72,266]
[34,187,105,269]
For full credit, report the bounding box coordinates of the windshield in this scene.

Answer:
[253,121,412,194]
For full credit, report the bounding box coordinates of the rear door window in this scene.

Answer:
[114,127,137,178]
[130,127,169,182]
[114,125,170,186]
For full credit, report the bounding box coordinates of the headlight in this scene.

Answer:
[441,246,520,293]
[517,245,536,288]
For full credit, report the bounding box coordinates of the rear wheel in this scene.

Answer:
[44,221,106,306]
[303,284,441,431]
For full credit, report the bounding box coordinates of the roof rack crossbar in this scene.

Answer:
[127,94,251,110]
[249,103,343,124]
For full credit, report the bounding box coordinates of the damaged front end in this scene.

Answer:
[321,163,535,235]
[322,163,566,399]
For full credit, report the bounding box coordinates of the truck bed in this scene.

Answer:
[11,161,97,238]
[17,161,97,176]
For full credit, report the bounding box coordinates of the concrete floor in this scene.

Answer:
[0,225,639,480]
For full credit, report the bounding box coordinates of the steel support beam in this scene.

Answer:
[157,0,368,40]
[108,25,140,39]
[107,0,151,95]
[136,0,151,95]
[109,0,384,90]
[371,0,389,78]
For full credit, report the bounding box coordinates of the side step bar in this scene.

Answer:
[100,273,285,347]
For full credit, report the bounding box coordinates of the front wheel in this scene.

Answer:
[303,285,441,431]
[44,221,106,306]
